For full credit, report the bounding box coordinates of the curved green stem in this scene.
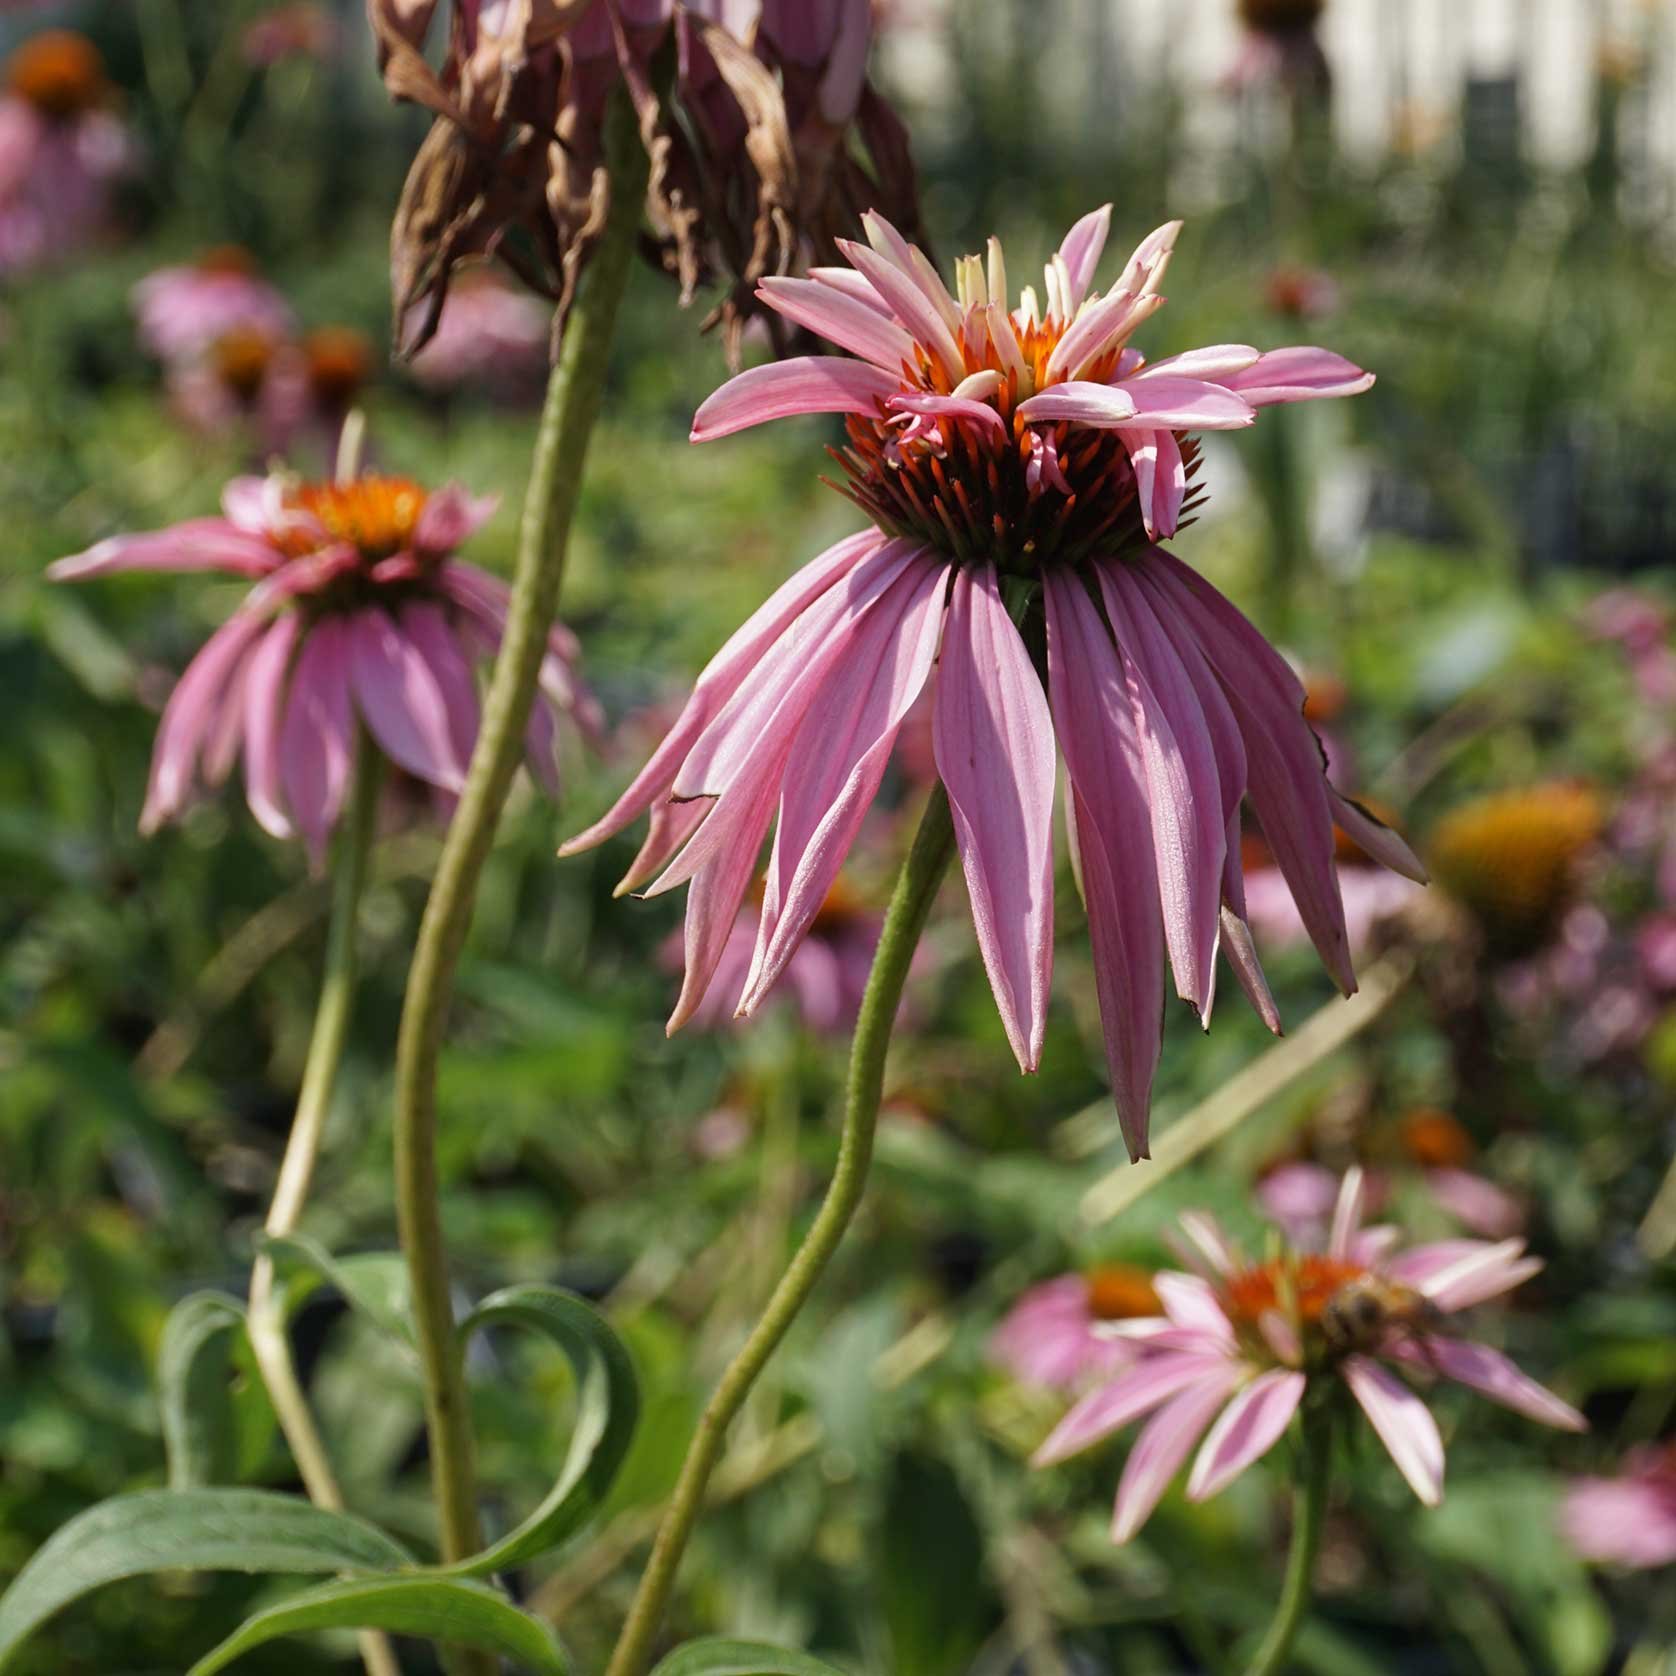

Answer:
[1244,1401,1333,1676]
[390,87,648,1593]
[603,787,957,1676]
[245,740,396,1676]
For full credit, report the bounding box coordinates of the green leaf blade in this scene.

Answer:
[649,1638,850,1676]
[157,1292,246,1489]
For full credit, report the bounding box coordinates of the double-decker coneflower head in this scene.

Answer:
[50,469,599,862]
[562,207,1425,1158]
[1029,1169,1583,1543]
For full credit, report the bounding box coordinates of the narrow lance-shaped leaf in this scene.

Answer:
[649,1639,851,1676]
[157,1292,246,1489]
[448,1284,640,1575]
[0,1489,413,1671]
[187,1576,571,1676]
[260,1232,415,1346]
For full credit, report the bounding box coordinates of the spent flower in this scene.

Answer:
[563,206,1422,1157]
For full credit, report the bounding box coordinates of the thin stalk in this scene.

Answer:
[1243,1403,1333,1676]
[390,84,648,1596]
[245,741,396,1676]
[604,788,958,1676]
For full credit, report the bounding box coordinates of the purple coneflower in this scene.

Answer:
[1562,1444,1676,1570]
[563,206,1423,1157]
[132,247,295,365]
[1030,1169,1583,1543]
[50,469,598,863]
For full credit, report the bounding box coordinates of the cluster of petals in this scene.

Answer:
[1259,1153,1524,1244]
[1028,1169,1584,1543]
[563,205,1422,1158]
[1561,1444,1676,1570]
[49,471,597,863]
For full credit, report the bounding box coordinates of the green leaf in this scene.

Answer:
[452,1284,639,1574]
[157,1292,246,1489]
[186,1576,570,1676]
[0,1488,413,1671]
[648,1639,849,1676]
[876,1451,987,1676]
[260,1233,414,1345]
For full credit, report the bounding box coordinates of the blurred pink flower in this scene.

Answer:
[562,207,1417,1158]
[133,248,294,363]
[242,4,340,66]
[991,1267,1159,1392]
[1032,1169,1582,1543]
[1562,1445,1676,1570]
[0,31,131,275]
[1244,857,1418,954]
[49,470,599,863]
[409,269,550,396]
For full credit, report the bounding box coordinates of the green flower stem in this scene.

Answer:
[1243,1401,1333,1676]
[390,85,648,1599]
[245,740,396,1676]
[603,786,958,1676]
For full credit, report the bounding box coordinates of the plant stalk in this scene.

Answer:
[389,83,648,1602]
[603,787,957,1676]
[1244,1401,1333,1676]
[245,740,396,1676]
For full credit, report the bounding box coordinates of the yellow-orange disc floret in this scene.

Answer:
[279,476,429,562]
[7,30,108,120]
[1222,1254,1364,1327]
[1085,1264,1162,1321]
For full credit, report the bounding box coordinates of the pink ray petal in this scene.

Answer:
[1410,1240,1543,1313]
[1175,1211,1244,1277]
[1220,908,1283,1034]
[616,798,710,895]
[1123,427,1188,539]
[1154,1274,1237,1349]
[1043,572,1164,1156]
[49,519,283,581]
[1424,1168,1523,1240]
[1132,345,1262,383]
[1040,290,1157,384]
[757,275,918,371]
[414,484,498,554]
[140,610,269,832]
[1118,375,1257,431]
[1114,219,1183,298]
[1394,1338,1585,1432]
[1223,346,1375,407]
[1342,1355,1445,1504]
[279,617,355,866]
[1385,1239,1497,1287]
[807,265,894,314]
[933,563,1056,1074]
[1187,1369,1306,1501]
[1099,561,1226,1016]
[1056,203,1112,310]
[1329,1165,1367,1259]
[346,608,468,793]
[690,356,899,442]
[887,389,1008,441]
[242,613,302,840]
[399,601,481,770]
[1112,1372,1244,1543]
[1331,790,1428,883]
[837,238,966,382]
[859,209,963,334]
[1032,1352,1240,1467]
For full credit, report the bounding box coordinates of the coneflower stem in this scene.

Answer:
[245,739,396,1676]
[390,85,647,1611]
[1243,1402,1333,1676]
[603,787,957,1676]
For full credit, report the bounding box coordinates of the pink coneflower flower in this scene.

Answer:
[48,470,598,863]
[133,247,295,364]
[561,206,1422,1157]
[991,1265,1160,1393]
[1243,829,1420,955]
[242,3,340,67]
[1031,1170,1582,1542]
[0,31,131,276]
[408,269,549,397]
[1561,1444,1676,1570]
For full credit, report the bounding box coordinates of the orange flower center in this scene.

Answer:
[1398,1107,1475,1169]
[196,243,259,277]
[1222,1255,1365,1326]
[211,328,276,402]
[1084,1264,1162,1320]
[304,326,373,409]
[276,476,428,561]
[7,30,107,119]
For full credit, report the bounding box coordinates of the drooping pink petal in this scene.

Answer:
[1328,1165,1367,1259]
[1112,1372,1244,1543]
[616,798,710,896]
[1342,1355,1445,1504]
[279,617,355,866]
[413,484,498,555]
[1056,203,1112,310]
[1187,1369,1307,1501]
[1220,909,1283,1034]
[49,520,283,582]
[242,613,303,840]
[1153,1274,1237,1349]
[742,553,949,1012]
[1032,1352,1240,1467]
[399,601,481,771]
[1424,1168,1523,1240]
[1043,572,1164,1156]
[346,608,468,793]
[1395,1338,1585,1432]
[1222,346,1375,407]
[886,389,1008,442]
[757,275,918,371]
[1331,790,1428,883]
[690,356,899,442]
[933,562,1056,1074]
[837,238,966,382]
[1027,429,1072,496]
[1123,427,1188,539]
[140,610,269,832]
[557,531,883,854]
[1099,561,1227,1015]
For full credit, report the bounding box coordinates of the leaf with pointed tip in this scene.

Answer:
[649,1640,850,1676]
[0,1489,413,1670]
[186,1576,570,1676]
[261,1233,415,1346]
[157,1292,246,1488]
[450,1285,640,1574]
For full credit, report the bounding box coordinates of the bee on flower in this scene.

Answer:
[1029,1169,1583,1543]
[563,206,1425,1158]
